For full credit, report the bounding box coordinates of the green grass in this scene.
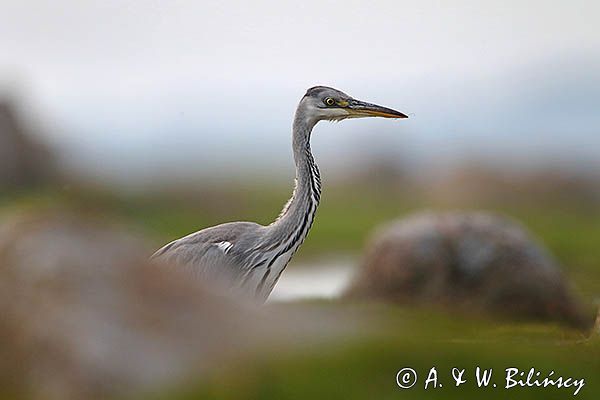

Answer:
[141,304,600,400]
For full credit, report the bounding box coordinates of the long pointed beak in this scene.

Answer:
[347,99,408,119]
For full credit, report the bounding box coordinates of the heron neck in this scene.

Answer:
[267,113,321,244]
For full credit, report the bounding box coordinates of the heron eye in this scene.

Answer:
[324,97,335,106]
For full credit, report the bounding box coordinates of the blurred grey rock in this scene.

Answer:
[0,97,56,189]
[345,212,591,329]
[0,212,256,399]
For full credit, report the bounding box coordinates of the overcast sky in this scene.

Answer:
[1,1,599,183]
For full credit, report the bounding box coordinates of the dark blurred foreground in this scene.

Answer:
[0,212,358,399]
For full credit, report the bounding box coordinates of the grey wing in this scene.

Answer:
[151,221,265,286]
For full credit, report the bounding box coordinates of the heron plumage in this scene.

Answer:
[151,86,406,302]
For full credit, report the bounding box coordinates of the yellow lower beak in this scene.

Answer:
[348,100,408,119]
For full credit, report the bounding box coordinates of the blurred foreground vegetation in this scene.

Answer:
[146,304,599,400]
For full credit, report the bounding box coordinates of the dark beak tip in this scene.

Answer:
[389,111,408,119]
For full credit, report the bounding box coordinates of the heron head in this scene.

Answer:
[300,86,408,123]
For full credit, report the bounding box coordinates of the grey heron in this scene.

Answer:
[152,86,407,302]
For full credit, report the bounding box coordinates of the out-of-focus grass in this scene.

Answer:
[2,183,597,300]
[140,303,599,400]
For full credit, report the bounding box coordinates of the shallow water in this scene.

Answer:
[269,258,356,302]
